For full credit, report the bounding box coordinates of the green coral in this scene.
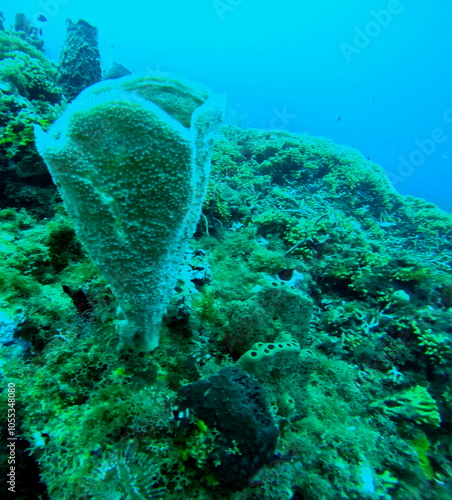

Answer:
[392,265,431,282]
[0,51,61,102]
[253,209,296,237]
[0,30,49,64]
[416,328,452,363]
[380,385,441,427]
[408,430,435,480]
[203,181,232,222]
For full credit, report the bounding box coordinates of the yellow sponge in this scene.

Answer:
[237,337,301,378]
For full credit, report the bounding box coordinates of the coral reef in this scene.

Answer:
[1,21,452,500]
[0,19,61,216]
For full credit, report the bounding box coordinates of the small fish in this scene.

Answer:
[336,115,341,122]
[170,403,191,431]
[37,14,48,23]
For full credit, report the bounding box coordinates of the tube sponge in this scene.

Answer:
[34,73,225,351]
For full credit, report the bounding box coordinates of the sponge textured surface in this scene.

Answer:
[34,73,225,350]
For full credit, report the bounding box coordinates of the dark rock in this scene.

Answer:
[177,366,278,489]
[102,61,132,80]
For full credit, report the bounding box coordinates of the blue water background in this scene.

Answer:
[4,0,452,212]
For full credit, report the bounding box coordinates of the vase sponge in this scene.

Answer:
[34,73,225,351]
